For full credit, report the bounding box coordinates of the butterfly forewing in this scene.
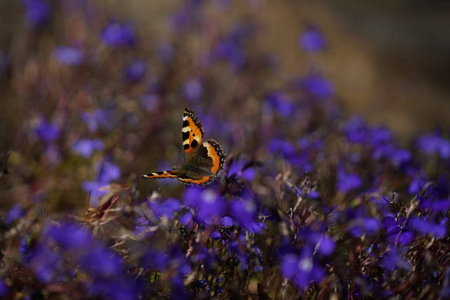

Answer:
[182,107,204,158]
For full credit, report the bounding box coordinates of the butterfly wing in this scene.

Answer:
[178,139,226,186]
[141,170,181,179]
[199,139,226,176]
[182,107,204,159]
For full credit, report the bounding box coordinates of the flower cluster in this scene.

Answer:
[0,1,449,299]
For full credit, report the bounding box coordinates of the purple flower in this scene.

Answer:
[345,116,368,144]
[211,230,221,240]
[387,148,412,167]
[54,46,84,66]
[79,244,122,277]
[302,76,334,99]
[316,236,336,256]
[307,191,320,199]
[417,134,450,159]
[81,160,121,206]
[179,212,194,227]
[33,116,61,143]
[213,23,254,70]
[380,247,411,272]
[125,60,147,82]
[408,174,427,195]
[269,138,296,158]
[301,229,336,256]
[81,109,111,132]
[337,168,362,193]
[27,246,62,283]
[0,280,8,297]
[265,93,295,117]
[298,26,326,52]
[298,137,324,151]
[101,21,136,47]
[373,145,412,167]
[183,78,203,101]
[221,216,234,227]
[229,196,265,233]
[29,222,140,298]
[281,247,325,289]
[72,139,104,158]
[133,217,152,235]
[215,40,245,70]
[6,204,25,224]
[409,216,446,238]
[184,188,226,223]
[228,158,256,181]
[370,127,392,145]
[96,279,140,300]
[348,218,381,237]
[246,222,267,234]
[82,181,109,200]
[21,0,50,28]
[289,137,324,172]
[148,198,181,219]
[382,217,414,245]
[46,222,92,251]
[97,160,121,183]
[428,199,450,212]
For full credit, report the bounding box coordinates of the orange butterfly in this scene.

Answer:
[141,108,226,186]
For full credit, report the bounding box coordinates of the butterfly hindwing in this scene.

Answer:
[177,139,226,186]
[197,139,226,176]
[182,107,204,158]
[177,174,213,186]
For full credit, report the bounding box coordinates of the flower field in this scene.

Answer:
[0,1,449,299]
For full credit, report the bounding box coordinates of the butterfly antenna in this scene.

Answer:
[158,181,169,191]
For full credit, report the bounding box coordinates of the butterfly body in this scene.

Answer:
[141,108,226,186]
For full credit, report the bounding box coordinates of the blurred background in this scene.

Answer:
[97,0,450,138]
[1,0,450,150]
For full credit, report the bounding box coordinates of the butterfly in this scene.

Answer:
[141,107,226,186]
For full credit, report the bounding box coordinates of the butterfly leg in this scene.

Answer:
[141,170,181,179]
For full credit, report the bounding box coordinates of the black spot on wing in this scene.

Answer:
[191,140,198,148]
[184,144,190,150]
[196,143,209,158]
[183,120,189,127]
[182,131,189,141]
